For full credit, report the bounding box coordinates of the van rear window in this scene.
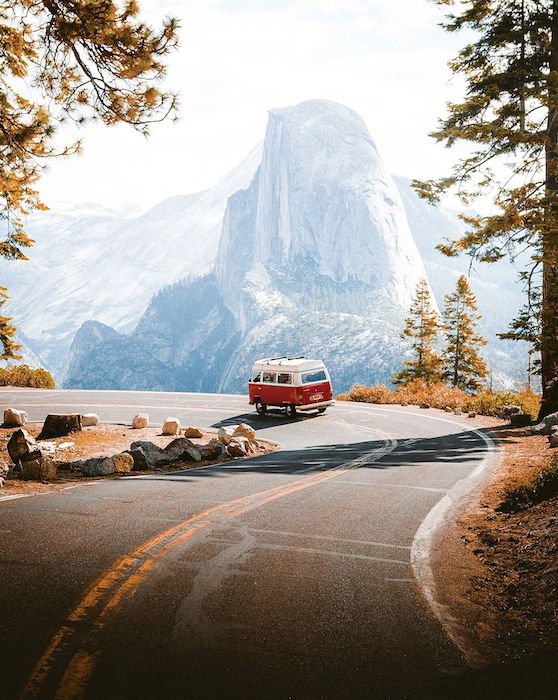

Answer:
[301,370,327,384]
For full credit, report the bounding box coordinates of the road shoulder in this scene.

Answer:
[429,423,558,696]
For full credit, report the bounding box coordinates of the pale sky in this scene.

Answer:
[38,0,469,214]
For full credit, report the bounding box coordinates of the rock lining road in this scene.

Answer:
[0,389,498,699]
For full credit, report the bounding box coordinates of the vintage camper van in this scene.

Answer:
[248,357,334,416]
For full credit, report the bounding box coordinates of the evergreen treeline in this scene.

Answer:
[394,277,488,392]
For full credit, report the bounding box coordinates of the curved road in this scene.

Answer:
[0,389,497,699]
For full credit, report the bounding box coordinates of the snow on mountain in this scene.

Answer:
[0,144,261,375]
[5,98,528,392]
[64,100,434,393]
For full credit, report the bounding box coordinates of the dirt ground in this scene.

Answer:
[0,422,275,497]
[429,421,558,698]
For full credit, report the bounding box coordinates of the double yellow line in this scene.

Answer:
[23,430,396,699]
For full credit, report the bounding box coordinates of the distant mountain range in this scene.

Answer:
[1,100,527,393]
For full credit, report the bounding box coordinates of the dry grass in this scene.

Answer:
[337,379,467,410]
[337,382,541,417]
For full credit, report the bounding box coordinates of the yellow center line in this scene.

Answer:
[22,423,396,699]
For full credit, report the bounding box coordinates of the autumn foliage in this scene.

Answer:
[0,364,55,388]
[337,382,541,417]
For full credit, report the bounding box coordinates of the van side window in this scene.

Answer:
[277,373,292,385]
[262,372,276,383]
[301,370,327,384]
[252,372,261,382]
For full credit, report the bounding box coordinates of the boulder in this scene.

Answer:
[184,426,203,438]
[38,414,82,439]
[468,411,477,419]
[549,430,558,448]
[20,457,57,481]
[510,413,533,428]
[227,437,250,457]
[7,429,41,465]
[57,459,85,472]
[500,405,522,420]
[218,426,238,444]
[132,413,149,429]
[420,403,430,409]
[3,408,28,427]
[162,417,181,436]
[201,438,229,461]
[530,411,558,435]
[112,453,134,473]
[444,406,453,413]
[233,423,257,441]
[164,438,202,463]
[80,457,115,477]
[453,408,463,415]
[129,441,172,470]
[81,413,99,427]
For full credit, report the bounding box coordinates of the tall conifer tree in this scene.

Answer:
[393,279,444,386]
[416,0,558,417]
[442,275,488,391]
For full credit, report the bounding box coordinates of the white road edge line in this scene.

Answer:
[410,420,499,669]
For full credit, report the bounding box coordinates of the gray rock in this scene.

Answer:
[549,431,558,448]
[531,411,558,435]
[500,405,522,420]
[468,411,477,419]
[201,438,229,461]
[164,438,202,463]
[80,457,116,476]
[7,429,41,465]
[453,408,462,415]
[129,441,173,470]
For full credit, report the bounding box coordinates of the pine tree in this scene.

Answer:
[415,0,558,417]
[0,0,179,358]
[393,279,444,386]
[442,275,488,391]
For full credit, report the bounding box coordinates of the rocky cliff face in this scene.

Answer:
[1,146,261,375]
[11,99,524,393]
[63,101,433,393]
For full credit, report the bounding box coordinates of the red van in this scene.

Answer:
[248,357,334,416]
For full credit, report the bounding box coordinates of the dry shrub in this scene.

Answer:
[394,380,467,409]
[499,455,558,512]
[337,380,466,409]
[0,364,55,389]
[339,384,395,404]
[461,389,541,419]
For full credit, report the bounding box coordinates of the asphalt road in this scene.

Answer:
[0,389,497,699]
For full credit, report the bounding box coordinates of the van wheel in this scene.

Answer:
[317,407,326,414]
[285,404,297,418]
[255,401,266,415]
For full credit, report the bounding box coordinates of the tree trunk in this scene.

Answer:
[540,0,558,419]
[38,413,82,440]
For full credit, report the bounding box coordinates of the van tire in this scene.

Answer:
[285,404,297,418]
[255,401,266,415]
[317,407,327,414]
